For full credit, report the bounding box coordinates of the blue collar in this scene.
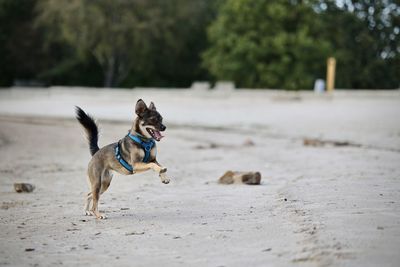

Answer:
[127,132,156,163]
[114,133,156,173]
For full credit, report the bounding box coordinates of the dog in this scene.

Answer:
[75,99,170,219]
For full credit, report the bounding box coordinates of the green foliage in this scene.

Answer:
[319,0,400,88]
[0,0,104,87]
[203,0,332,89]
[0,0,44,86]
[203,0,400,89]
[36,0,159,87]
[0,0,398,89]
[121,0,219,87]
[35,0,216,87]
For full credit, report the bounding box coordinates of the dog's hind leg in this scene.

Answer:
[87,168,107,219]
[90,183,106,219]
[84,170,112,217]
[100,170,113,195]
[84,192,93,216]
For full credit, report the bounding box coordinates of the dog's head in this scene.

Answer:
[135,99,166,141]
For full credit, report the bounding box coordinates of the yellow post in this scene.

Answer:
[326,57,336,92]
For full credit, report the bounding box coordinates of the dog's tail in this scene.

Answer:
[75,106,99,156]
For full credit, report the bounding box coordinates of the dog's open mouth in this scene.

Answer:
[147,128,164,141]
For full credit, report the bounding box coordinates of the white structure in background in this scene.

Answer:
[213,81,235,92]
[212,81,235,97]
[190,81,211,91]
[314,79,325,93]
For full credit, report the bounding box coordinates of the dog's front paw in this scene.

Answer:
[159,171,170,184]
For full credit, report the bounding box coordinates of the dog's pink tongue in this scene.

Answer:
[154,130,164,140]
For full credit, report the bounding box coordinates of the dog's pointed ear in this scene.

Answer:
[149,102,156,111]
[135,99,147,116]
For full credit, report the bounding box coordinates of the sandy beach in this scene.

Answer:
[0,87,399,267]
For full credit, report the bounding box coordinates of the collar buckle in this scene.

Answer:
[143,143,152,152]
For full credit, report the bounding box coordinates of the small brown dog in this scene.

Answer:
[76,99,170,219]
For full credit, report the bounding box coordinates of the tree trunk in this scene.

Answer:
[103,56,115,88]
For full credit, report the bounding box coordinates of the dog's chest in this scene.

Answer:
[148,147,157,161]
[132,145,157,162]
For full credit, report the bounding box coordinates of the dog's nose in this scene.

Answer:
[160,124,166,131]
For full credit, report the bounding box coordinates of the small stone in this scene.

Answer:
[243,139,255,146]
[25,248,35,252]
[14,183,35,193]
[209,143,219,149]
[79,244,89,249]
[218,171,261,185]
[194,143,220,149]
[303,138,324,147]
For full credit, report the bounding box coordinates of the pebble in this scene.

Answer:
[14,183,35,193]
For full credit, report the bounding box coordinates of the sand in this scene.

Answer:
[0,87,399,267]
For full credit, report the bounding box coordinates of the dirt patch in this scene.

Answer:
[1,201,26,210]
[303,138,361,148]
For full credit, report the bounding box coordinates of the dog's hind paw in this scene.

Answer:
[89,210,107,219]
[85,210,92,216]
[162,178,170,184]
[94,212,107,220]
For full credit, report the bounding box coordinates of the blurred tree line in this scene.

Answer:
[0,0,399,89]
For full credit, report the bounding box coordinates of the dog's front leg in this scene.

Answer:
[154,160,170,184]
[132,162,170,184]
